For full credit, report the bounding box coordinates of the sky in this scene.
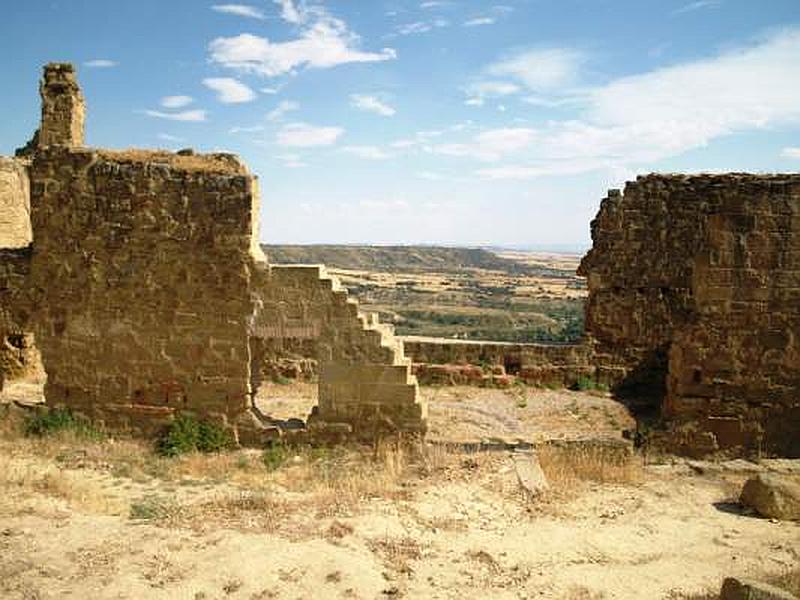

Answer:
[2,1,800,250]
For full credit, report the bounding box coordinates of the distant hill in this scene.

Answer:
[262,244,570,277]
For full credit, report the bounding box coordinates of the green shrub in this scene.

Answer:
[571,376,609,393]
[24,408,104,440]
[262,444,288,471]
[157,414,234,457]
[272,374,292,385]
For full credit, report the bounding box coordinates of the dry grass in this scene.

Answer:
[538,443,643,489]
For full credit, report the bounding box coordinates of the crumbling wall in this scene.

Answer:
[251,265,425,436]
[580,174,800,455]
[26,147,258,434]
[38,62,84,148]
[401,337,594,387]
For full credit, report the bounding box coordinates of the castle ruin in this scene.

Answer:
[1,64,797,455]
[0,63,426,443]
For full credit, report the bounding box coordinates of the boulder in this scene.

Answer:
[740,474,800,520]
[720,577,799,600]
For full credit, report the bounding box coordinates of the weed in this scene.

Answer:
[272,375,292,385]
[262,444,289,471]
[157,414,234,457]
[571,376,609,393]
[130,495,175,520]
[24,408,104,440]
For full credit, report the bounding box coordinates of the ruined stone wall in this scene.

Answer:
[0,158,32,249]
[26,147,258,433]
[251,265,425,436]
[38,63,85,148]
[401,337,594,387]
[580,174,800,455]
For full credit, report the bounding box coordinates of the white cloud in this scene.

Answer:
[396,19,449,35]
[229,124,265,133]
[267,100,300,121]
[203,77,257,103]
[350,94,396,116]
[673,0,722,15]
[211,4,265,19]
[464,80,520,106]
[276,122,344,147]
[342,145,391,160]
[260,85,284,95]
[434,128,536,162]
[209,6,396,77]
[161,95,193,109]
[143,109,207,122]
[781,147,800,159]
[273,0,305,24]
[451,28,800,179]
[84,59,117,68]
[487,48,584,92]
[464,17,495,27]
[420,1,452,8]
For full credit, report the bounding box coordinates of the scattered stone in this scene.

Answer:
[720,577,799,600]
[740,474,800,520]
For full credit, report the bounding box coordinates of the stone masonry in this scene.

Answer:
[0,63,426,441]
[579,175,800,456]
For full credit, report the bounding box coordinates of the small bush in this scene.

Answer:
[262,444,289,471]
[272,374,292,385]
[130,495,175,520]
[571,376,609,393]
[157,414,234,457]
[24,408,104,440]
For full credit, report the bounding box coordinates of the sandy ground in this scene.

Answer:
[1,382,798,599]
[255,382,635,445]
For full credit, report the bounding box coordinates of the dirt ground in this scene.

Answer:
[1,381,798,600]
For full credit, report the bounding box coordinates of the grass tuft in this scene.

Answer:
[157,414,234,457]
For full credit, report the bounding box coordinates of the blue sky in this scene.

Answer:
[2,0,800,249]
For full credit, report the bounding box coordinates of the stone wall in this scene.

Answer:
[401,337,595,388]
[251,265,425,436]
[579,174,800,455]
[38,62,85,148]
[24,147,259,434]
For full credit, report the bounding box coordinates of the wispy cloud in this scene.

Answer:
[396,19,449,35]
[202,77,257,103]
[780,147,800,159]
[420,1,452,8]
[267,100,300,121]
[342,145,391,160]
[209,3,395,77]
[672,0,722,16]
[434,128,537,162]
[465,28,800,179]
[229,124,265,134]
[276,122,344,147]
[143,109,207,122]
[350,94,396,116]
[84,59,117,68]
[211,4,265,19]
[161,95,193,109]
[464,81,520,106]
[464,17,495,27]
[487,48,585,92]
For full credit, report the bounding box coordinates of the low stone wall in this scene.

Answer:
[401,336,596,388]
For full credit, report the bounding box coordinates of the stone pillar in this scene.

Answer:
[38,63,85,147]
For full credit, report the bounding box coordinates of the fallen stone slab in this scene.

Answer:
[740,473,800,521]
[720,577,799,600]
[513,449,549,499]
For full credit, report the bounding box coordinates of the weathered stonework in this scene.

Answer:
[401,337,594,388]
[579,174,800,456]
[0,63,426,441]
[38,63,85,147]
